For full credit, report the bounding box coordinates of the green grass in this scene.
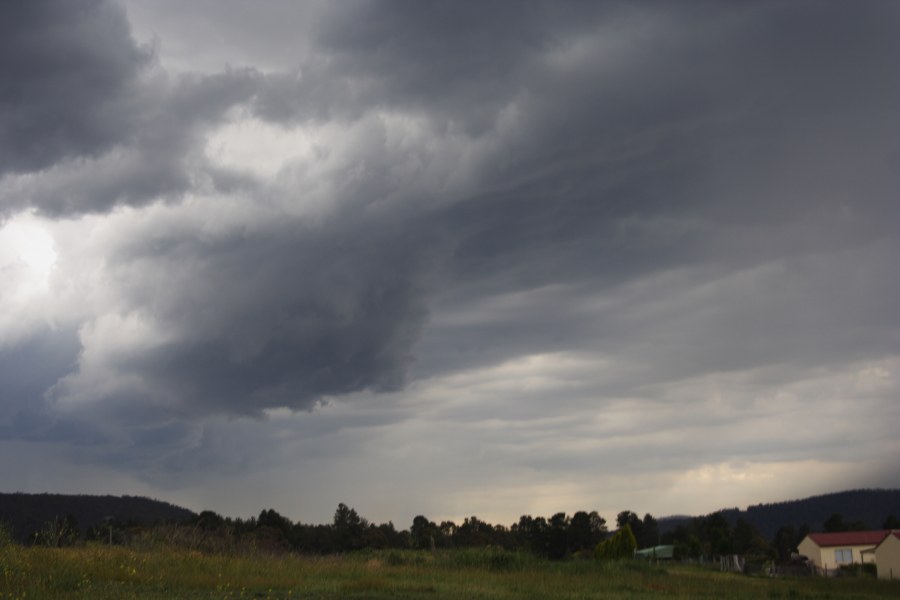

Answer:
[1,544,898,599]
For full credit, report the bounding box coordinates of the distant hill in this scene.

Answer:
[0,493,196,542]
[659,489,900,540]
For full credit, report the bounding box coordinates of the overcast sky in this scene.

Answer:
[1,0,898,527]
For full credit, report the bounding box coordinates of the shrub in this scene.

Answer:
[838,562,876,578]
[447,547,530,571]
[594,524,637,561]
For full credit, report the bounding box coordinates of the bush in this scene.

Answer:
[595,524,637,560]
[838,562,876,578]
[487,550,520,571]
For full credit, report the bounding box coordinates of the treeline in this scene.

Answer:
[209,505,896,561]
[6,503,640,559]
[4,492,898,563]
[741,489,900,539]
[164,504,615,559]
[659,489,900,540]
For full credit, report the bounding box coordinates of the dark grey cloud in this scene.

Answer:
[0,0,263,218]
[255,1,555,129]
[0,0,149,174]
[44,209,439,419]
[0,67,261,217]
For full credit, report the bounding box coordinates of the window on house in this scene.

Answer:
[834,548,853,564]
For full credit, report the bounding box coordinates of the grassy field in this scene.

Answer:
[2,544,898,599]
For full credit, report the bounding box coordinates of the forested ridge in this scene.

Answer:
[0,493,195,543]
[2,489,898,561]
[658,488,900,539]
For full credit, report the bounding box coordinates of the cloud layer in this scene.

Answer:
[1,0,898,523]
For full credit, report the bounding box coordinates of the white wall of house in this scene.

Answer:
[797,537,876,571]
[875,533,900,581]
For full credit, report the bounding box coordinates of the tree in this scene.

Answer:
[561,510,606,554]
[617,511,640,532]
[590,512,608,540]
[733,518,773,559]
[614,511,660,549]
[364,521,403,549]
[701,512,733,556]
[332,503,366,551]
[258,509,292,536]
[410,515,439,550]
[883,515,900,529]
[546,512,569,559]
[515,515,549,557]
[640,514,659,549]
[439,520,457,545]
[454,516,489,547]
[823,513,846,532]
[37,514,79,547]
[772,525,798,563]
[196,510,226,531]
[567,511,594,554]
[595,523,637,560]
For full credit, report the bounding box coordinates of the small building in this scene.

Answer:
[634,545,674,560]
[874,531,900,580]
[797,530,890,573]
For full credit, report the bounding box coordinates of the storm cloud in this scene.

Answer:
[0,0,898,523]
[0,0,148,175]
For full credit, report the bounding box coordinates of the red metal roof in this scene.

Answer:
[807,530,890,547]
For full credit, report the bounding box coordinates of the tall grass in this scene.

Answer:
[1,542,898,599]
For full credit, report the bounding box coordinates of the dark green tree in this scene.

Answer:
[567,511,594,553]
[640,513,659,548]
[258,509,292,536]
[701,512,733,556]
[546,512,569,559]
[363,521,403,549]
[439,520,457,545]
[332,503,366,551]
[824,513,846,532]
[733,518,773,559]
[196,510,226,531]
[617,511,641,535]
[772,525,798,562]
[515,515,549,556]
[590,512,608,539]
[454,516,490,547]
[410,515,439,550]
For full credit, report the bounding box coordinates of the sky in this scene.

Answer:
[1,0,899,528]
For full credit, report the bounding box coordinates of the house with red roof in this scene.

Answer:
[874,531,900,580]
[796,530,890,573]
